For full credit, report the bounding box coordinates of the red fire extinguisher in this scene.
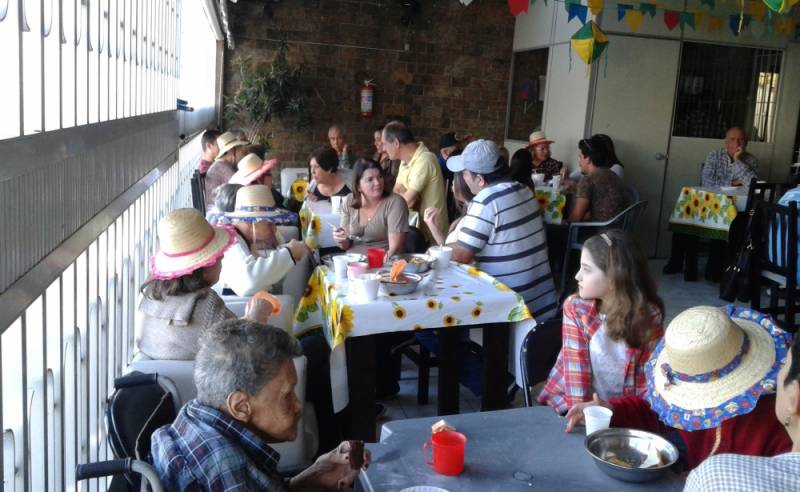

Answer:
[360,80,375,118]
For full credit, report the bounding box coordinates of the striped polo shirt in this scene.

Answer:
[457,180,559,321]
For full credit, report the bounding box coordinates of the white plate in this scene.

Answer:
[399,487,449,492]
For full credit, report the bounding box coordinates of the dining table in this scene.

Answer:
[358,406,685,492]
[292,262,534,441]
[668,185,748,240]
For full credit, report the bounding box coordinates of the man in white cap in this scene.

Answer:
[448,139,559,321]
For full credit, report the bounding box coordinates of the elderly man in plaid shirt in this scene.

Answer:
[151,320,369,491]
[701,127,758,187]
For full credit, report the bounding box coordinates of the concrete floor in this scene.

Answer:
[378,258,730,430]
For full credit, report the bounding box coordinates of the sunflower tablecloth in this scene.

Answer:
[668,186,747,240]
[292,262,533,411]
[534,186,567,225]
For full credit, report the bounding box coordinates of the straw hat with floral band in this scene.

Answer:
[224,184,297,225]
[149,208,236,280]
[229,153,280,185]
[644,305,791,433]
[216,131,249,159]
[526,130,554,149]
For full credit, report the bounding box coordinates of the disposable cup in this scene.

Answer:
[352,273,380,301]
[551,175,561,190]
[332,255,350,280]
[428,246,453,270]
[532,173,546,186]
[331,195,343,214]
[583,405,613,435]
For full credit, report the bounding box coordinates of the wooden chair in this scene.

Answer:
[744,177,793,212]
[520,316,563,407]
[750,200,798,333]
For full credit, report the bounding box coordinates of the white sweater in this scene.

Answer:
[219,235,295,297]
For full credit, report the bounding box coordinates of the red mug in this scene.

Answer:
[423,430,467,476]
[367,248,385,269]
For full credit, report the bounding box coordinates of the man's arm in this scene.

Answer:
[400,188,420,209]
[730,155,757,186]
[700,151,717,187]
[450,243,476,264]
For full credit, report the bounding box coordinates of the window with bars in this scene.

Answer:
[673,42,782,143]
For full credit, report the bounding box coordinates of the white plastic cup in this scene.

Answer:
[551,175,561,191]
[332,255,350,280]
[429,246,453,270]
[532,173,546,186]
[353,273,380,301]
[331,195,342,214]
[583,405,613,435]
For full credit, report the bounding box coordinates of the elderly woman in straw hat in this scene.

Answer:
[229,153,285,206]
[526,131,563,180]
[220,185,310,297]
[566,305,793,471]
[204,131,249,207]
[136,209,272,360]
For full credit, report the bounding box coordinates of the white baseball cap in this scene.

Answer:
[446,139,501,174]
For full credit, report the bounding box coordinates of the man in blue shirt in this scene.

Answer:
[151,320,369,491]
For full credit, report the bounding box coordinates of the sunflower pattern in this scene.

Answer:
[534,189,567,224]
[669,187,742,240]
[292,263,532,349]
[291,177,309,202]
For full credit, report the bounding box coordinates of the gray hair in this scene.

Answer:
[194,319,303,409]
[213,183,243,213]
[328,124,344,135]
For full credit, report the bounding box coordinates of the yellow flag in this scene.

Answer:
[625,10,644,31]
[687,8,705,27]
[587,0,604,15]
[707,15,723,32]
[748,1,767,21]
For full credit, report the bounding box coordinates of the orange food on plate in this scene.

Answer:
[390,259,407,282]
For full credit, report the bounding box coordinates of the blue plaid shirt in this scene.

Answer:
[701,148,757,187]
[684,452,800,491]
[151,399,288,491]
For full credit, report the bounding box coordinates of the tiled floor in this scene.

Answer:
[378,258,729,431]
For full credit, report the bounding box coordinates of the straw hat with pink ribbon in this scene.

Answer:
[526,131,554,148]
[149,208,236,280]
[229,153,280,185]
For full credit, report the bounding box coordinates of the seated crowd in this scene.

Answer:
[134,122,798,490]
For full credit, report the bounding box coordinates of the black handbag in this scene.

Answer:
[720,209,756,302]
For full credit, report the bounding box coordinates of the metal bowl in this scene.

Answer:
[378,271,422,295]
[389,254,436,274]
[321,253,366,269]
[584,428,678,483]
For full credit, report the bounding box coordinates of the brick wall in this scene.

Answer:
[223,0,515,168]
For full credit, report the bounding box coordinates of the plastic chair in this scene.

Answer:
[750,200,798,333]
[744,177,793,212]
[559,200,648,295]
[519,317,563,407]
[626,184,640,204]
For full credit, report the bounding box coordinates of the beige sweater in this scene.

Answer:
[136,288,236,360]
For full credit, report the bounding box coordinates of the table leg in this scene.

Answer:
[346,336,377,442]
[437,328,460,416]
[482,322,510,411]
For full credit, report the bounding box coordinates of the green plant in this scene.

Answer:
[225,41,311,146]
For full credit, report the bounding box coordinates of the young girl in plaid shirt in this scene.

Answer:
[538,229,664,414]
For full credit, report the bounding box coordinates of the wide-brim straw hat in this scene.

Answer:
[224,184,297,225]
[526,130,554,148]
[150,208,236,280]
[229,154,279,185]
[644,305,790,431]
[216,131,249,158]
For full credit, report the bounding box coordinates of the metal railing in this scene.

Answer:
[1,134,198,491]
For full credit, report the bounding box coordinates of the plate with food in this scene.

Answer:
[389,253,435,273]
[378,260,423,295]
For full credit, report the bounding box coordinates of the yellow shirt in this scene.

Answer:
[396,142,449,241]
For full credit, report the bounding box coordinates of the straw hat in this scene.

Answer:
[526,131,554,148]
[216,131,249,159]
[224,185,297,225]
[229,154,279,185]
[150,208,236,280]
[644,305,790,431]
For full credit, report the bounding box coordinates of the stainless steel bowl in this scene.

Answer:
[378,271,422,295]
[584,428,678,483]
[321,253,366,269]
[389,254,435,274]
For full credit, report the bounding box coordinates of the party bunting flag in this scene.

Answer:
[729,14,752,35]
[700,0,715,8]
[640,2,657,17]
[687,8,705,27]
[625,10,645,31]
[570,20,609,66]
[508,0,529,16]
[749,1,767,21]
[568,3,589,24]
[587,0,605,15]
[707,15,723,32]
[664,10,680,30]
[618,3,634,21]
[761,0,800,14]
[681,11,697,29]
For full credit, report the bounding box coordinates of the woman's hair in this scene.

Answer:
[510,149,535,192]
[241,144,267,160]
[140,268,210,301]
[578,135,610,169]
[351,158,390,209]
[213,184,243,213]
[452,171,475,216]
[785,337,800,387]
[581,229,664,349]
[595,134,623,168]
[309,146,339,173]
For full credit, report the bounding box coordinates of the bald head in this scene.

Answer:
[724,127,747,159]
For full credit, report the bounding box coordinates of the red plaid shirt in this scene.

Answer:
[537,295,663,414]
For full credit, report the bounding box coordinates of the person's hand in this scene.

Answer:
[290,441,371,491]
[342,144,349,156]
[285,239,310,262]
[332,227,349,245]
[731,178,743,186]
[564,393,612,433]
[423,207,439,229]
[733,146,745,161]
[243,298,273,325]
